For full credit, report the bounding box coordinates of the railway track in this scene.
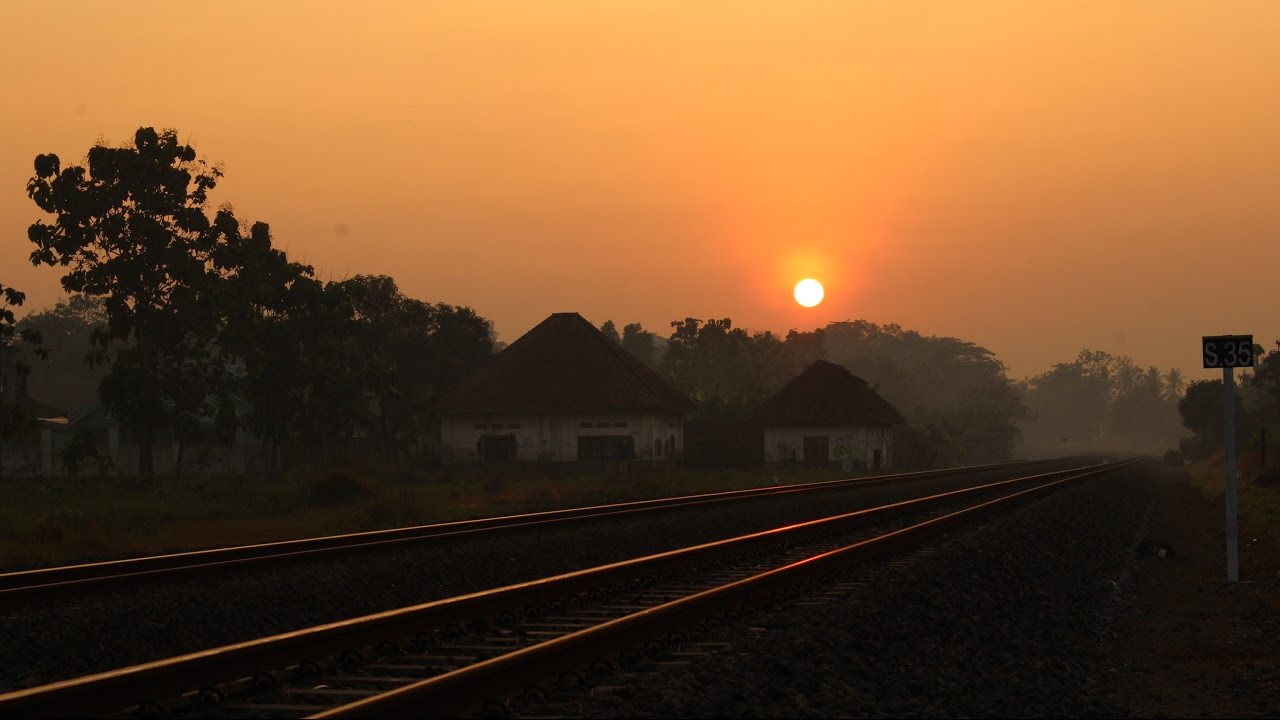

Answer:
[0,459,1134,719]
[0,457,1083,608]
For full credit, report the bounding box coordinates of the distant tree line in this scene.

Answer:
[1017,349,1187,455]
[596,316,1029,468]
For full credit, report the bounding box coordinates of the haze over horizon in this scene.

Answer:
[3,2,1278,380]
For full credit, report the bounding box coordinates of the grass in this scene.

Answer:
[1181,449,1280,562]
[0,463,858,569]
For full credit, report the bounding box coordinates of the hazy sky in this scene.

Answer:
[2,2,1277,380]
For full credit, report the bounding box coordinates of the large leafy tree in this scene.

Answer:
[663,318,782,418]
[1249,343,1280,420]
[1179,379,1231,460]
[1245,342,1280,466]
[621,322,662,369]
[27,127,237,477]
[209,212,322,475]
[333,275,493,458]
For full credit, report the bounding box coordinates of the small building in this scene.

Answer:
[760,360,904,470]
[433,312,693,463]
[4,397,260,478]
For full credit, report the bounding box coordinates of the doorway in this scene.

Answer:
[803,436,829,467]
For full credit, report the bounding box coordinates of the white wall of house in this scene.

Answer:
[440,411,683,463]
[763,424,894,469]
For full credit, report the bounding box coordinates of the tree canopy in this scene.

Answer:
[27,128,246,477]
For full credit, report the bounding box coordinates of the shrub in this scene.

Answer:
[1163,449,1186,466]
[307,473,374,507]
[28,508,92,543]
[361,488,425,528]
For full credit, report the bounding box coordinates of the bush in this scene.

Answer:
[1163,449,1186,466]
[307,473,374,507]
[630,478,660,499]
[28,508,92,543]
[361,488,425,528]
[1256,470,1280,487]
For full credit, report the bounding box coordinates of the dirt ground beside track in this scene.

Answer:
[1098,472,1280,718]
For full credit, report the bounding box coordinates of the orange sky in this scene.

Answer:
[2,2,1278,380]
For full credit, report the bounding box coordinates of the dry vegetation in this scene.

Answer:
[1181,449,1280,574]
[0,463,856,569]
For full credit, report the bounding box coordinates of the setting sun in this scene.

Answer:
[794,279,824,308]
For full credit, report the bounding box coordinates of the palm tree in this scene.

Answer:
[1163,368,1186,401]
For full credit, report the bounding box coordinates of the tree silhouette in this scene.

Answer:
[214,215,320,476]
[27,128,241,477]
[333,275,493,458]
[621,322,660,368]
[1162,368,1186,401]
[0,282,43,354]
[600,320,621,344]
[0,281,47,442]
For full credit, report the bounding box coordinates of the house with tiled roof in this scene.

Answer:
[432,312,693,463]
[759,360,905,470]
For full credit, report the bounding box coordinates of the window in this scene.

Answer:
[596,422,612,428]
[580,422,593,428]
[613,422,627,428]
[578,435,634,460]
[478,434,517,461]
[473,424,487,430]
[654,438,663,457]
[506,423,520,429]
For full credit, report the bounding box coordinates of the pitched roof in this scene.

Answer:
[759,360,905,426]
[6,396,68,420]
[432,313,693,415]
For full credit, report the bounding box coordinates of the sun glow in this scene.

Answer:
[793,278,824,308]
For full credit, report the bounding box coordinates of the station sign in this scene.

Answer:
[1202,335,1254,369]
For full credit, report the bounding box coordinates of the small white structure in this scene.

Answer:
[760,361,904,470]
[433,313,692,463]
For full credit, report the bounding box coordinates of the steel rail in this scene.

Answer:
[316,458,1139,719]
[0,459,1126,719]
[0,457,1083,605]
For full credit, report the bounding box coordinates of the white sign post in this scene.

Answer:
[1202,334,1254,582]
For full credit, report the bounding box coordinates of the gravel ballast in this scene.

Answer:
[526,463,1156,718]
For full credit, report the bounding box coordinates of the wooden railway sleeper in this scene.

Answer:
[521,685,550,704]
[196,685,226,706]
[134,699,167,719]
[556,670,586,689]
[338,649,364,670]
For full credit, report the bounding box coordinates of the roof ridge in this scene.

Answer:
[759,360,904,426]
[432,312,692,414]
[575,314,679,399]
